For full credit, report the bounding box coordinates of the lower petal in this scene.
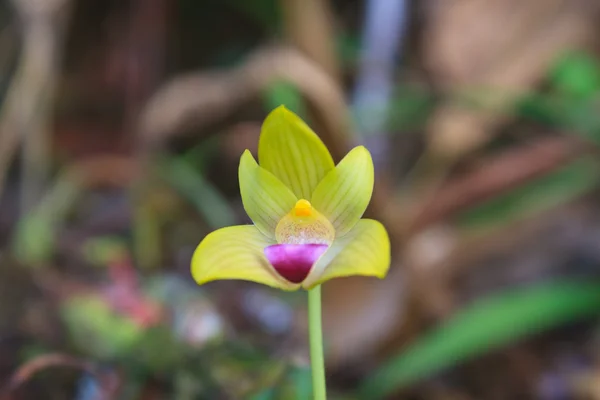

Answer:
[264,244,328,283]
[191,225,300,291]
[301,219,391,289]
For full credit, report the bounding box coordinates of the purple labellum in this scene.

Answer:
[264,244,328,283]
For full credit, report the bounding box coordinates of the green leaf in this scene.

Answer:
[13,173,81,265]
[128,326,187,374]
[251,366,314,400]
[82,236,128,266]
[158,157,236,229]
[360,281,600,399]
[387,85,435,132]
[263,81,305,116]
[550,52,600,100]
[288,367,313,400]
[61,296,144,360]
[517,93,565,125]
[248,389,276,400]
[132,201,162,270]
[223,0,280,29]
[337,32,361,66]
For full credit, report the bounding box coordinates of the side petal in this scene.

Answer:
[301,219,390,289]
[311,146,374,236]
[258,106,335,199]
[239,150,297,238]
[191,225,300,291]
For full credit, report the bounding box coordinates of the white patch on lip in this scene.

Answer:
[275,206,335,245]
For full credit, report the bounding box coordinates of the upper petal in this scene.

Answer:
[301,219,390,289]
[258,106,335,199]
[239,150,298,238]
[191,225,300,291]
[311,146,374,237]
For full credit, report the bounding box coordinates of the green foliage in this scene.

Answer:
[128,326,187,375]
[336,32,361,66]
[158,156,236,229]
[133,200,162,270]
[13,175,81,265]
[204,343,288,398]
[249,366,314,400]
[13,215,56,266]
[264,81,306,116]
[550,52,600,100]
[82,236,128,266]
[224,0,280,30]
[518,52,600,143]
[282,367,313,400]
[387,85,434,132]
[61,295,187,375]
[360,281,600,399]
[61,295,144,361]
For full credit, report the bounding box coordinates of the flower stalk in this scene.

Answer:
[308,285,326,399]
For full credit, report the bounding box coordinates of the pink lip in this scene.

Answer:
[264,244,328,283]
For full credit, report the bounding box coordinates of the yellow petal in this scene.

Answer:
[301,219,390,289]
[258,106,335,199]
[311,146,374,236]
[191,225,300,291]
[239,150,298,239]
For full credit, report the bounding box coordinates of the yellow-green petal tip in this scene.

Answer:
[259,106,335,199]
[238,150,297,238]
[311,145,375,236]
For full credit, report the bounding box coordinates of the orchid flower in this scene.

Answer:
[191,106,391,291]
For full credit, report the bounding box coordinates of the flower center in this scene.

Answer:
[267,200,334,283]
[275,199,335,245]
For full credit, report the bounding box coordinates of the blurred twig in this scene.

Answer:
[140,45,356,160]
[0,24,18,88]
[407,136,590,234]
[0,353,119,400]
[123,0,167,123]
[124,0,168,270]
[10,0,72,213]
[279,0,339,81]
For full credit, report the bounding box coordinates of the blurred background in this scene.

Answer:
[2,0,600,399]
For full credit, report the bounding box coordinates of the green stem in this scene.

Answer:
[308,285,327,399]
